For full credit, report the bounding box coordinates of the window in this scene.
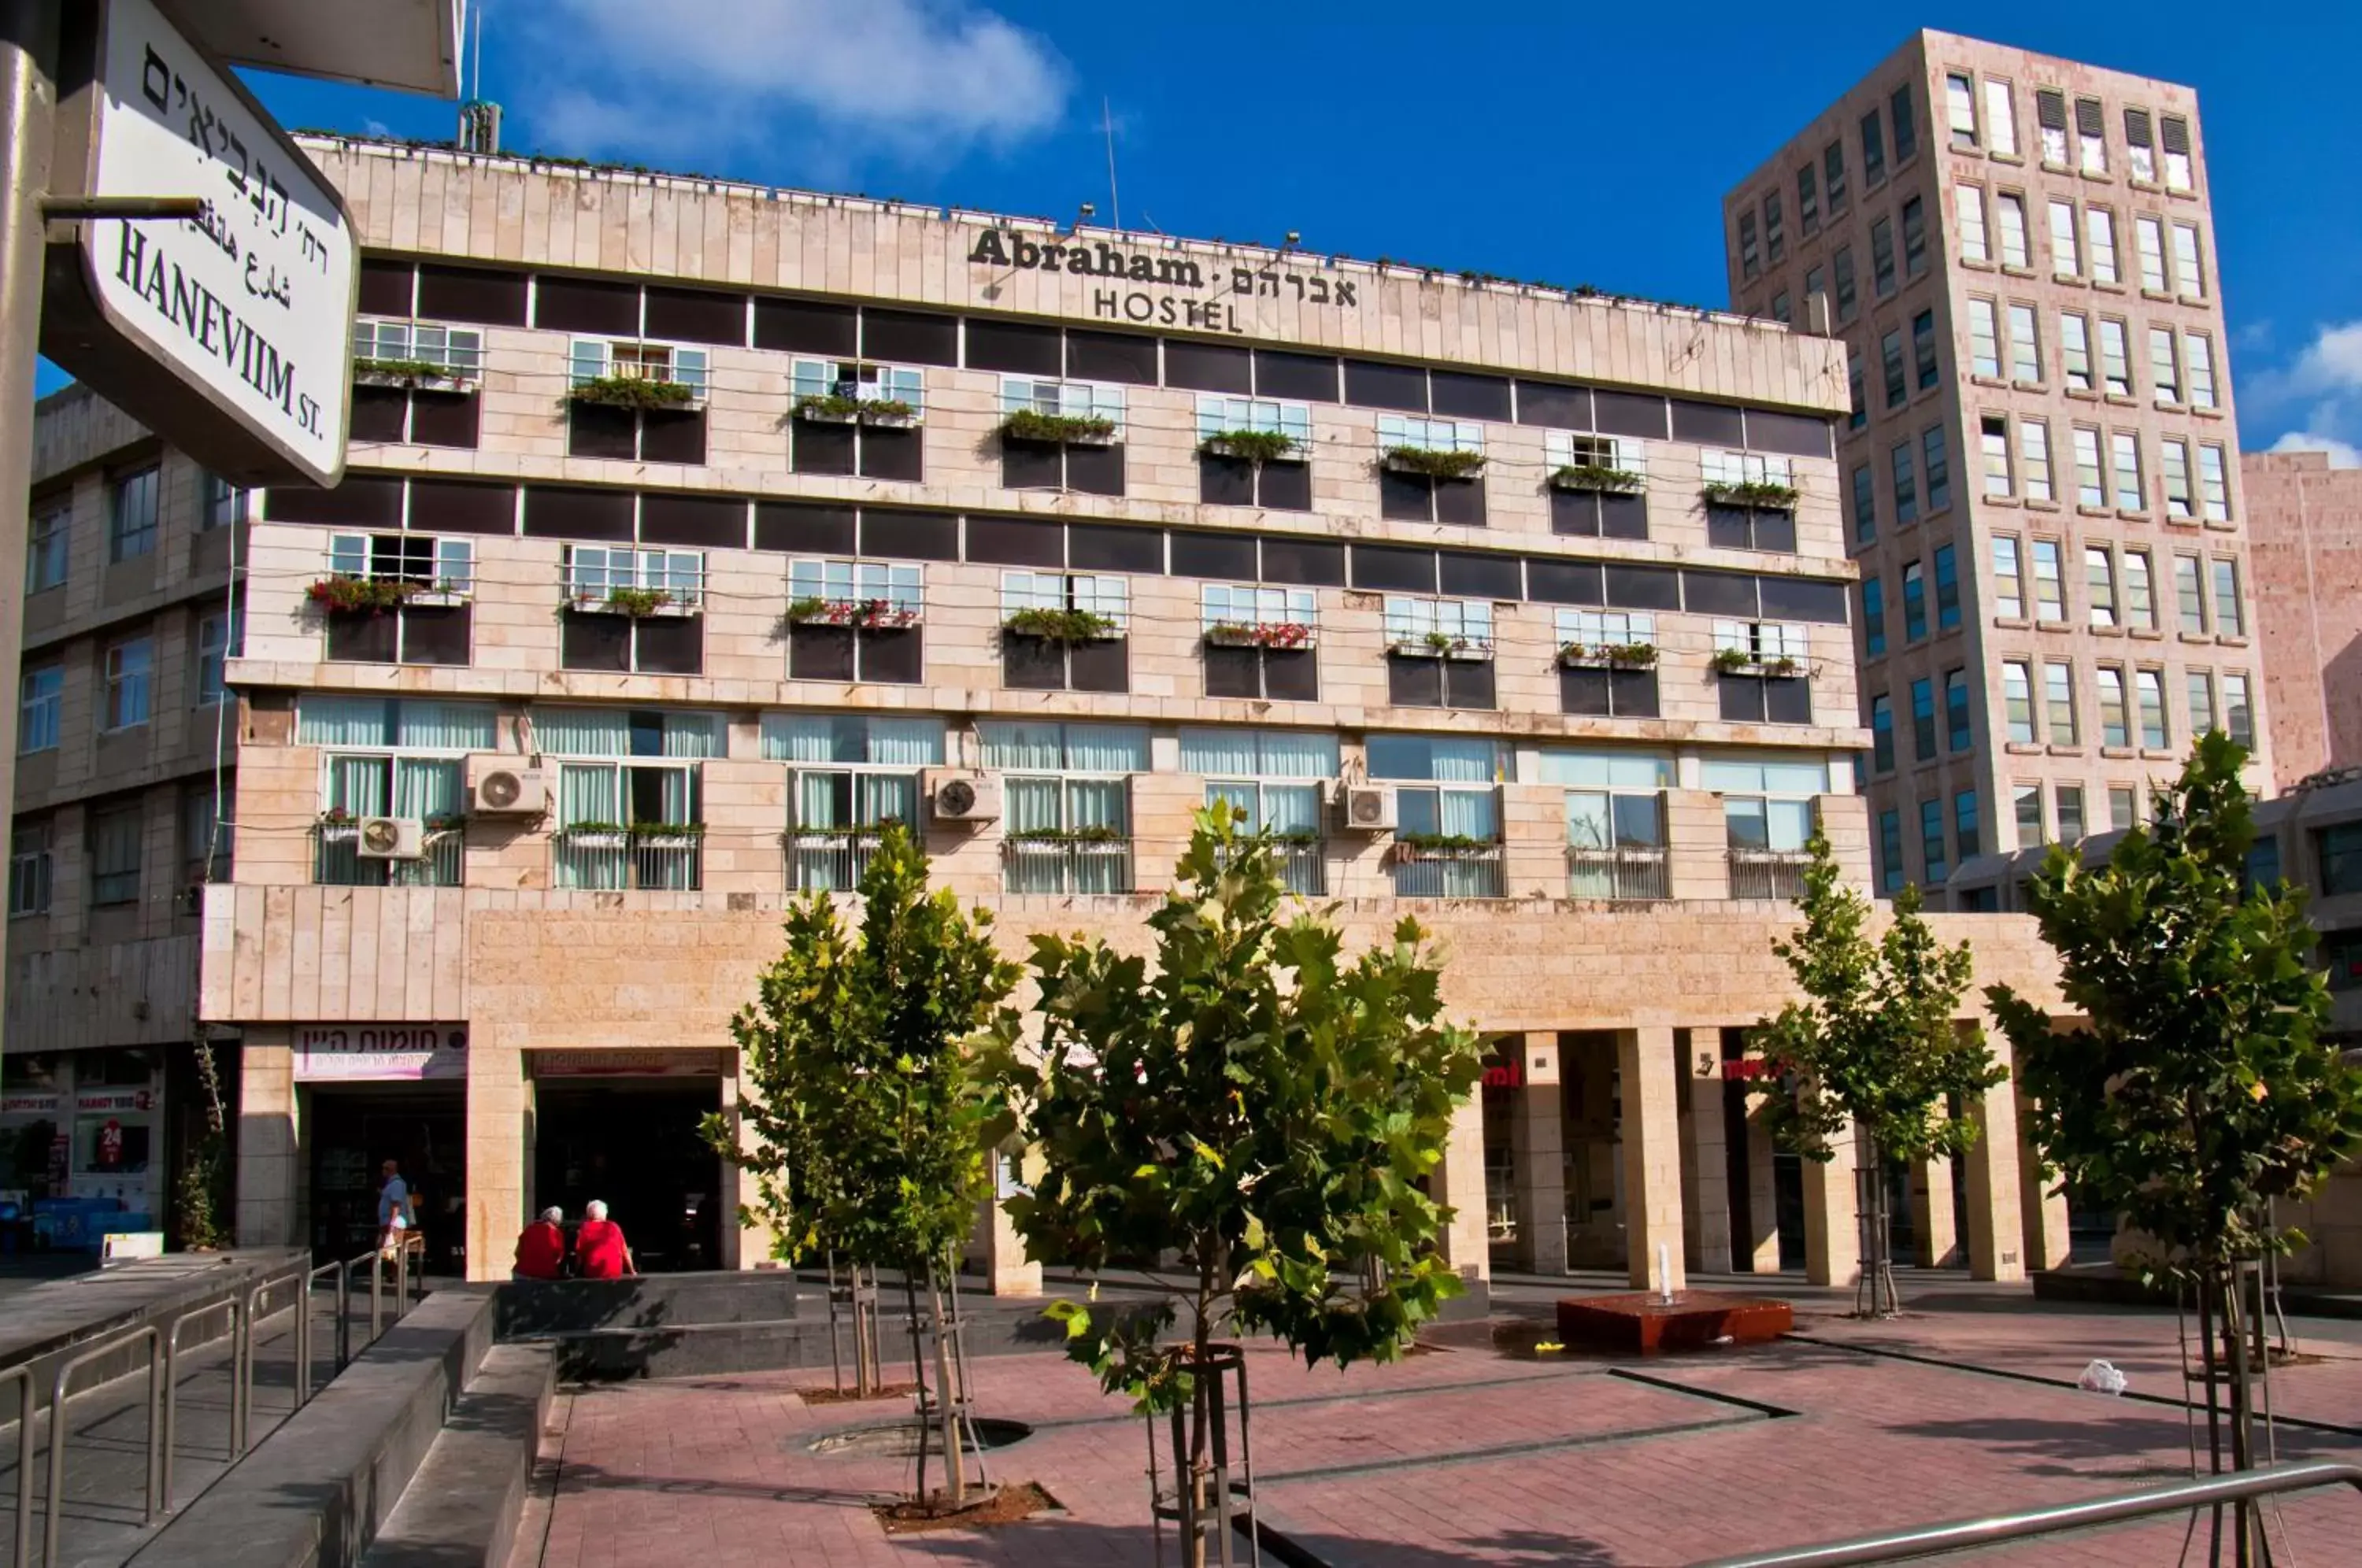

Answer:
[2031,538,2065,623]
[1202,583,1320,701]
[2212,558,2245,637]
[1890,440,1919,525]
[90,804,143,906]
[1985,79,2018,155]
[1862,575,1886,657]
[2224,672,2253,745]
[2161,116,2194,191]
[2056,784,2086,844]
[1847,348,1867,431]
[2098,318,2132,396]
[2044,660,2078,745]
[1546,433,1649,540]
[1825,141,1848,215]
[1902,196,1927,279]
[539,707,726,891]
[1956,790,1982,860]
[1196,394,1315,509]
[767,715,946,889]
[2135,668,2168,748]
[1881,330,1907,409]
[2147,328,2181,405]
[2037,87,2070,167]
[2124,549,2157,629]
[1803,264,1824,313]
[2003,661,2035,743]
[2171,221,2205,298]
[1946,668,1973,752]
[1834,246,1859,322]
[787,358,926,481]
[1959,185,1990,261]
[567,338,709,462]
[1996,193,2030,268]
[8,819,49,917]
[1710,756,1824,878]
[1879,808,1905,894]
[1980,416,2013,497]
[183,785,231,884]
[2187,671,2218,738]
[1551,750,1672,900]
[1000,375,1127,495]
[1871,217,1897,298]
[2015,783,2045,849]
[322,531,477,667]
[784,557,925,685]
[1370,735,1504,897]
[2086,207,2119,284]
[1378,414,1486,525]
[356,316,485,377]
[2061,312,2093,391]
[103,638,152,730]
[17,664,60,753]
[1946,73,1977,147]
[2048,200,2079,278]
[1890,82,1918,160]
[1992,534,2024,619]
[1923,427,1951,512]
[1000,571,1131,693]
[2125,107,2157,181]
[196,610,239,704]
[2020,419,2054,501]
[1934,543,1960,630]
[2198,443,2230,521]
[1861,108,1886,185]
[1556,609,1660,717]
[109,467,158,561]
[2322,823,2362,898]
[2007,303,2042,383]
[2174,553,2206,634]
[2110,431,2144,511]
[2187,335,2218,409]
[1902,560,1927,642]
[1871,693,1895,772]
[1852,464,1877,544]
[2097,666,2130,747]
[1187,730,1341,895]
[1738,210,1760,280]
[199,473,246,530]
[1921,799,1949,885]
[27,502,67,592]
[1710,622,1813,723]
[1798,162,1820,235]
[1701,449,1797,551]
[2086,546,2118,628]
[2135,216,2168,291]
[2109,784,2140,831]
[569,335,708,398]
[2162,438,2194,519]
[2072,426,2105,508]
[1764,192,1786,264]
[1386,597,1497,710]
[1911,676,1938,760]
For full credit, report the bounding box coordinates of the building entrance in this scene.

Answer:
[307,1083,466,1274]
[532,1081,724,1273]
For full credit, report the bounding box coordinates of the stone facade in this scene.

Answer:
[2244,450,2362,790]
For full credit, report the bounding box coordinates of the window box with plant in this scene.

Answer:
[1004,823,1129,847]
[1204,619,1313,650]
[1391,630,1494,661]
[566,375,698,412]
[785,596,922,631]
[1548,464,1646,494]
[1711,646,1805,677]
[1000,409,1119,446]
[1700,479,1800,508]
[791,393,920,428]
[307,575,424,615]
[572,585,697,619]
[1382,446,1487,479]
[316,808,359,838]
[1198,430,1301,464]
[557,819,705,849]
[1390,832,1502,861]
[353,357,477,394]
[1558,640,1659,669]
[1002,606,1122,643]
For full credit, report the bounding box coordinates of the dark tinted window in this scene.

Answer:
[409,479,515,535]
[568,402,639,460]
[1751,511,1797,553]
[965,514,1065,567]
[860,508,959,561]
[641,493,746,548]
[1604,563,1682,610]
[1349,545,1437,593]
[1171,529,1257,580]
[1430,371,1512,422]
[1744,409,1834,459]
[1379,470,1434,523]
[1257,460,1312,512]
[1001,632,1068,690]
[788,626,855,682]
[1670,399,1748,446]
[1592,390,1668,439]
[1433,478,1486,527]
[417,265,527,326]
[350,385,407,443]
[1683,570,1760,616]
[1527,558,1604,605]
[1254,350,1338,402]
[265,475,402,527]
[965,319,1063,375]
[357,259,413,316]
[634,616,704,675]
[1001,442,1062,490]
[861,309,959,367]
[1068,523,1163,573]
[791,420,856,475]
[1516,380,1591,430]
[643,285,746,347]
[1204,645,1261,700]
[1199,454,1255,507]
[755,501,855,555]
[1387,657,1443,708]
[324,608,398,664]
[534,274,639,335]
[560,612,631,672]
[1165,340,1253,394]
[861,629,923,685]
[1439,551,1520,600]
[1600,493,1648,540]
[524,486,634,541]
[1263,649,1317,701]
[1260,536,1346,586]
[1065,444,1126,497]
[403,605,471,666]
[860,427,922,483]
[1761,575,1851,624]
[407,389,479,449]
[1066,329,1159,385]
[638,408,706,466]
[753,296,858,355]
[1343,359,1429,412]
[1765,677,1812,724]
[1068,638,1128,693]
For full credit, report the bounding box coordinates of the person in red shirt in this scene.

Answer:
[513,1207,568,1281]
[575,1199,636,1280]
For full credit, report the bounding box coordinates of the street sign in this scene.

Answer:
[40,0,356,486]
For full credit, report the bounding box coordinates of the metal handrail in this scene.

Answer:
[4,1363,31,1568]
[160,1296,243,1511]
[1690,1460,2362,1566]
[235,1264,312,1455]
[46,1323,164,1564]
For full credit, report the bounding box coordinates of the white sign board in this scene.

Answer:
[46,0,355,486]
[294,1026,468,1082]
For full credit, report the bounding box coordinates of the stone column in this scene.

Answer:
[234,1027,300,1247]
[1803,1122,1860,1289]
[1617,1026,1685,1293]
[1743,1102,1782,1271]
[1913,1155,1960,1268]
[1432,1091,1492,1310]
[1964,1069,2028,1282]
[717,1068,776,1271]
[2016,1079,2072,1271]
[1512,1033,1567,1274]
[981,1148,1043,1296]
[465,1030,528,1285]
[1680,1032,1732,1275]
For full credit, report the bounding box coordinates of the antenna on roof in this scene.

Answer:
[1102,97,1120,230]
[457,2,502,153]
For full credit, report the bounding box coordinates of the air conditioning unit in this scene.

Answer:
[1335,782,1397,834]
[925,768,1001,824]
[467,753,548,816]
[355,817,426,860]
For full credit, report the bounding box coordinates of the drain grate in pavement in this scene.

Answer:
[807,1418,1035,1459]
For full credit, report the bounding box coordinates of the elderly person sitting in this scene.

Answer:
[513,1207,568,1281]
[575,1200,637,1280]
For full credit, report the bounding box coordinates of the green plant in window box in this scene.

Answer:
[317,807,358,829]
[1606,642,1659,668]
[1393,832,1499,858]
[306,574,420,615]
[1000,409,1117,445]
[1710,647,1759,674]
[793,392,862,422]
[1006,824,1127,845]
[1701,479,1800,508]
[1199,430,1299,464]
[557,819,629,841]
[1407,630,1487,658]
[566,375,696,411]
[630,821,706,841]
[1205,620,1312,649]
[1762,654,1803,678]
[353,357,457,386]
[422,814,468,834]
[1382,446,1487,479]
[1268,829,1324,846]
[1548,464,1645,494]
[598,586,676,618]
[1003,607,1120,643]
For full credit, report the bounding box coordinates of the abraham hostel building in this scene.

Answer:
[14,134,2079,1293]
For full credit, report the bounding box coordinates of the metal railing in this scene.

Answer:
[1567,846,1671,900]
[5,1363,31,1568]
[786,831,887,891]
[1003,838,1135,894]
[313,824,465,886]
[1691,1460,2362,1566]
[45,1323,163,1564]
[553,834,703,889]
[1390,845,1505,899]
[1727,848,1813,901]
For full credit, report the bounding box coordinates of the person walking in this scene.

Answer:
[376,1159,414,1259]
[513,1207,568,1281]
[575,1199,636,1279]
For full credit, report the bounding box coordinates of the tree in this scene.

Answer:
[1987,734,2362,1561]
[1749,830,2004,1315]
[705,822,1018,1497]
[982,806,1483,1566]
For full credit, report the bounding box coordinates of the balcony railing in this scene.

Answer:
[1215,838,1327,897]
[1390,845,1505,899]
[1566,846,1671,901]
[1728,848,1813,902]
[1003,837,1134,895]
[553,831,703,890]
[785,830,887,892]
[313,824,464,887]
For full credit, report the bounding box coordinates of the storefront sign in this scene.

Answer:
[1721,1059,1783,1082]
[294,1026,468,1082]
[2,1091,62,1116]
[96,1120,124,1167]
[966,226,1359,334]
[1480,1063,1524,1090]
[528,1048,732,1079]
[74,1089,154,1113]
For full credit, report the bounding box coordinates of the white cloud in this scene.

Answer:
[2248,320,2362,468]
[2268,431,2362,468]
[513,0,1069,169]
[2280,322,2362,398]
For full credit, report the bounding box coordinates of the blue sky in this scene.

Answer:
[66,2,2362,461]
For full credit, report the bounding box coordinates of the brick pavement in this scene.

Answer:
[507,1294,2362,1568]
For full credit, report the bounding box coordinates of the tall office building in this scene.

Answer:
[1724,31,2268,907]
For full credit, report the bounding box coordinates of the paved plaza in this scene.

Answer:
[503,1284,2362,1568]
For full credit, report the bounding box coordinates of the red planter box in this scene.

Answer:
[1554,1291,1793,1355]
